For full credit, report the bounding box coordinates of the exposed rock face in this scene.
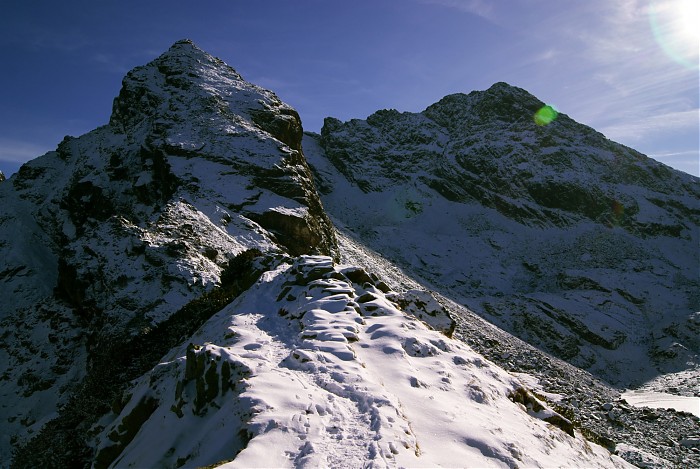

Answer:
[392,289,456,337]
[0,39,336,460]
[308,83,700,388]
[0,170,5,182]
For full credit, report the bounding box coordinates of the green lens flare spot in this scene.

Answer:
[534,105,558,126]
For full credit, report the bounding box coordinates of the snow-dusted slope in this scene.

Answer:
[334,227,700,467]
[306,87,700,390]
[0,39,336,461]
[90,255,631,468]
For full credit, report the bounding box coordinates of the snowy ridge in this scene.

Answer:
[91,255,631,468]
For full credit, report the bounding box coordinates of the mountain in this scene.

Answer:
[1,39,336,466]
[308,84,700,391]
[1,40,698,468]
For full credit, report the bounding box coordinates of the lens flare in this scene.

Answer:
[534,105,558,126]
[649,0,699,70]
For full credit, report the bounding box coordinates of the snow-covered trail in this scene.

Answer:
[93,255,633,468]
[225,256,633,468]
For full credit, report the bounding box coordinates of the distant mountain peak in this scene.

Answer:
[172,37,197,47]
[314,78,699,386]
[423,82,545,128]
[484,80,530,94]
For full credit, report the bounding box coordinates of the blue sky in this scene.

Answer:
[0,0,697,177]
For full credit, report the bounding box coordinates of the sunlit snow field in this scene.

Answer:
[622,390,700,418]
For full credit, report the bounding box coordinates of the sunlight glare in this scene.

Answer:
[649,0,699,69]
[679,0,700,40]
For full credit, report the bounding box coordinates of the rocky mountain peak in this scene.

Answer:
[109,39,304,151]
[162,39,231,70]
[105,38,336,259]
[423,81,545,128]
[0,40,338,448]
[152,39,235,78]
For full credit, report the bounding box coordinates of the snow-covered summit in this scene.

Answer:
[110,39,305,152]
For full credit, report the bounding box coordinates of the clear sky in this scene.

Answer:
[0,0,698,177]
